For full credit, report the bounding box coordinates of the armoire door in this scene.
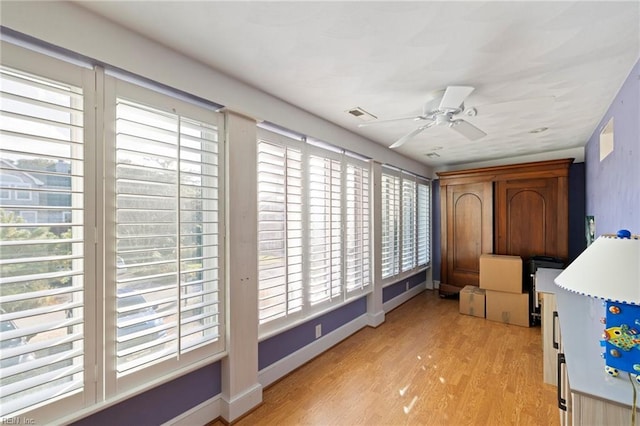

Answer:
[494,177,568,260]
[440,181,493,293]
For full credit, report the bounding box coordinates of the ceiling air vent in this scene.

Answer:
[347,107,377,122]
[425,152,441,158]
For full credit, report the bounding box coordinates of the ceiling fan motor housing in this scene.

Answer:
[436,112,455,126]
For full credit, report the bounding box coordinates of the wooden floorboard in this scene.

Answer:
[211,289,558,425]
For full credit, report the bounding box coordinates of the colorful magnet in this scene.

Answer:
[610,348,621,357]
[609,305,621,314]
[633,364,640,372]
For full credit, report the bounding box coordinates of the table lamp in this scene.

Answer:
[554,230,640,379]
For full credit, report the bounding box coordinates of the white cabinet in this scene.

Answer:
[552,280,640,425]
[541,293,559,385]
[572,393,636,424]
[539,277,573,424]
[557,332,571,426]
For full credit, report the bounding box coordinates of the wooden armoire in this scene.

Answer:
[437,159,572,296]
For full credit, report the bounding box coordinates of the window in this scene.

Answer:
[257,139,303,324]
[0,43,225,422]
[381,173,400,279]
[401,174,417,272]
[417,182,430,266]
[14,183,32,201]
[107,79,224,391]
[345,162,370,293]
[307,153,342,305]
[381,167,430,283]
[257,129,371,335]
[0,51,88,420]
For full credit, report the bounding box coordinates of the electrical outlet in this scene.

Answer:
[315,324,322,339]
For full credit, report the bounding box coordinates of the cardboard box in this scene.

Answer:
[485,290,530,327]
[479,254,523,294]
[459,285,486,318]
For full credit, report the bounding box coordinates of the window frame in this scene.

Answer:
[0,40,96,423]
[103,77,226,396]
[0,41,227,423]
[257,128,372,338]
[381,166,431,287]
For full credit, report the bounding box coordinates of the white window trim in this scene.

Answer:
[0,39,95,424]
[257,129,372,337]
[103,77,226,396]
[0,40,227,423]
[381,166,431,288]
[13,183,33,201]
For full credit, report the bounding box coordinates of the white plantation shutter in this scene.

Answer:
[178,118,221,352]
[0,51,91,419]
[257,128,372,334]
[381,167,430,284]
[417,181,430,266]
[345,161,370,293]
[257,136,303,325]
[401,174,417,272]
[0,42,226,422]
[109,79,224,386]
[308,153,342,305]
[381,172,400,279]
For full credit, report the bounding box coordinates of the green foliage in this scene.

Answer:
[15,158,56,172]
[0,209,72,313]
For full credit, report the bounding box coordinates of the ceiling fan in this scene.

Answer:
[359,86,486,149]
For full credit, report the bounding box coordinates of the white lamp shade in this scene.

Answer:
[554,236,640,304]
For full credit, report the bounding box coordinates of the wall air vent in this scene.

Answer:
[347,107,377,122]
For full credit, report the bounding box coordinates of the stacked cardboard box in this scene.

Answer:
[479,254,529,327]
[459,285,486,318]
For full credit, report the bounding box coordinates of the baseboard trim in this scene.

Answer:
[219,382,263,423]
[258,313,369,388]
[383,282,426,313]
[367,310,385,328]
[161,395,221,426]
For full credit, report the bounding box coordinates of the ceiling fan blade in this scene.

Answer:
[474,96,555,115]
[357,115,422,127]
[439,86,475,111]
[449,119,486,141]
[389,123,434,149]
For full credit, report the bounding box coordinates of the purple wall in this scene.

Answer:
[259,269,427,370]
[585,59,640,236]
[72,362,221,426]
[382,270,427,303]
[259,297,367,370]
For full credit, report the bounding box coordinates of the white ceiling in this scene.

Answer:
[75,1,639,168]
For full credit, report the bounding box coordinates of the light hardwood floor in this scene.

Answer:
[212,289,558,425]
